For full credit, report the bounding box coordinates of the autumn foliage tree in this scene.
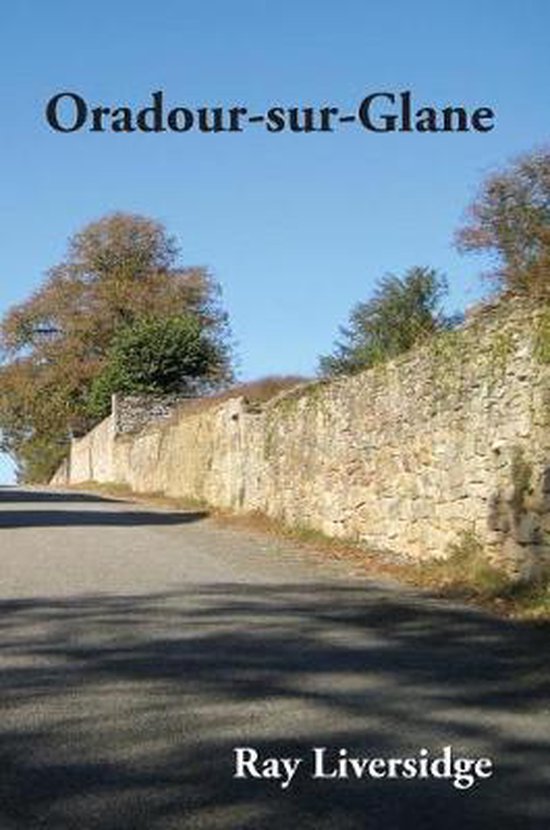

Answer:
[456,147,550,296]
[0,213,232,481]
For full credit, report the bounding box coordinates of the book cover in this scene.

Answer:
[0,2,548,828]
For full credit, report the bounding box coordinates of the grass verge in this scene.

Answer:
[54,482,550,623]
[408,532,550,622]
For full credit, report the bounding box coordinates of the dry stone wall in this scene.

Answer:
[112,394,191,435]
[55,299,550,576]
[52,415,115,485]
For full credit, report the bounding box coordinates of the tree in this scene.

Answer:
[456,147,550,296]
[88,315,226,418]
[0,212,232,481]
[318,266,452,376]
[0,360,73,482]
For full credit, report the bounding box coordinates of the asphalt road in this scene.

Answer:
[0,487,548,830]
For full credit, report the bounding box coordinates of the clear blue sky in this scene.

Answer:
[1,0,548,483]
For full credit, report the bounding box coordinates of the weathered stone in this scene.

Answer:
[112,393,191,435]
[541,467,550,494]
[54,297,550,574]
[512,514,540,544]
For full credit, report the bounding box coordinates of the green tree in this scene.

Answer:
[88,315,226,418]
[456,147,550,296]
[0,212,232,481]
[318,266,452,376]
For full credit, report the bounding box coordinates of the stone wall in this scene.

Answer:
[112,393,191,435]
[56,298,550,576]
[50,456,70,486]
[67,415,115,484]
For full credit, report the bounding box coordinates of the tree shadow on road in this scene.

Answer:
[0,488,208,528]
[0,510,208,529]
[0,584,548,829]
[0,488,121,504]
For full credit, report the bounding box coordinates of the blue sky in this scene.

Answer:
[1,0,548,483]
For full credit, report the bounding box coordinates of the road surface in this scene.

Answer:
[0,487,548,829]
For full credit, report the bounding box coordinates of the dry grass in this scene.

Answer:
[54,483,550,623]
[210,509,410,578]
[63,481,209,513]
[172,375,309,418]
[407,532,550,621]
[210,513,549,621]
